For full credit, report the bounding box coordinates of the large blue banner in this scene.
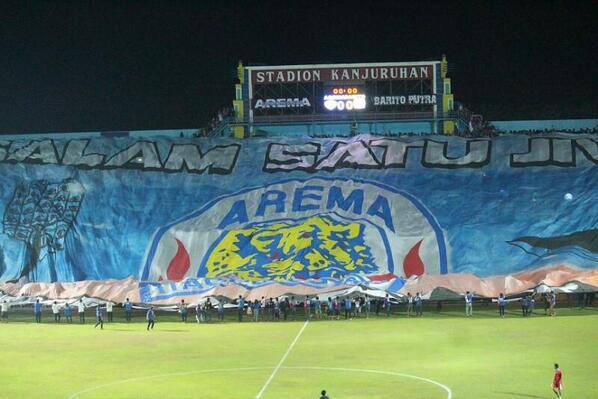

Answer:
[0,134,596,301]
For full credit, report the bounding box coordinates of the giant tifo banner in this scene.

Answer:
[0,134,596,303]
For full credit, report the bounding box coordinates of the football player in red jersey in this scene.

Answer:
[552,363,563,399]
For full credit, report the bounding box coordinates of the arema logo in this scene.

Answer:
[141,178,447,285]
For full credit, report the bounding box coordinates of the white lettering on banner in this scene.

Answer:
[252,66,432,83]
[254,98,311,109]
[373,96,436,106]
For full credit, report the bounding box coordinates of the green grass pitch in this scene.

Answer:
[0,308,596,398]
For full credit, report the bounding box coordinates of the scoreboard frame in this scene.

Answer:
[244,61,441,122]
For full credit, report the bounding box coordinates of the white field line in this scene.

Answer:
[67,364,451,399]
[255,320,309,399]
[283,366,452,399]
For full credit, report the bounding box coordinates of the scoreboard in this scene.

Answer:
[245,61,441,120]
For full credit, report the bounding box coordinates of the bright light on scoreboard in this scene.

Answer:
[323,86,366,111]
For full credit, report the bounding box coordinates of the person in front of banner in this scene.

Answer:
[237,295,244,322]
[94,304,104,330]
[465,291,474,317]
[63,302,73,323]
[205,298,213,322]
[77,300,85,323]
[549,291,557,317]
[34,299,42,323]
[179,299,188,323]
[498,293,506,318]
[1,300,9,322]
[282,297,289,321]
[106,301,114,322]
[217,299,225,321]
[383,294,391,317]
[344,297,352,320]
[195,302,202,323]
[406,292,414,317]
[364,295,371,318]
[415,293,423,317]
[146,306,155,331]
[290,296,297,320]
[52,301,61,323]
[124,298,133,322]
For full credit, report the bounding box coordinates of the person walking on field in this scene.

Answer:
[94,304,104,329]
[552,363,563,399]
[146,306,155,330]
[465,291,474,317]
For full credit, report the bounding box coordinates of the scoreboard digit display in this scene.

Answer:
[246,62,440,120]
[323,86,366,111]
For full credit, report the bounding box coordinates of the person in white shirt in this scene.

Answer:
[77,300,86,323]
[106,302,114,322]
[1,301,9,322]
[52,301,61,323]
[407,293,414,317]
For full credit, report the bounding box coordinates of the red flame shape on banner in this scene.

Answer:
[403,239,425,278]
[166,238,190,281]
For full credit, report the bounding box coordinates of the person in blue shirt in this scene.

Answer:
[465,291,474,317]
[498,293,506,318]
[344,297,352,319]
[33,299,42,323]
[415,293,423,316]
[64,303,73,323]
[94,304,104,329]
[146,306,155,330]
[123,298,133,322]
[237,295,244,322]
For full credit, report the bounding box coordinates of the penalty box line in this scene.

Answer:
[255,320,310,399]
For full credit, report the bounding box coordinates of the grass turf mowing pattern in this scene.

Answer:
[0,309,596,398]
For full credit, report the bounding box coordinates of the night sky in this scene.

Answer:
[1,1,596,134]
